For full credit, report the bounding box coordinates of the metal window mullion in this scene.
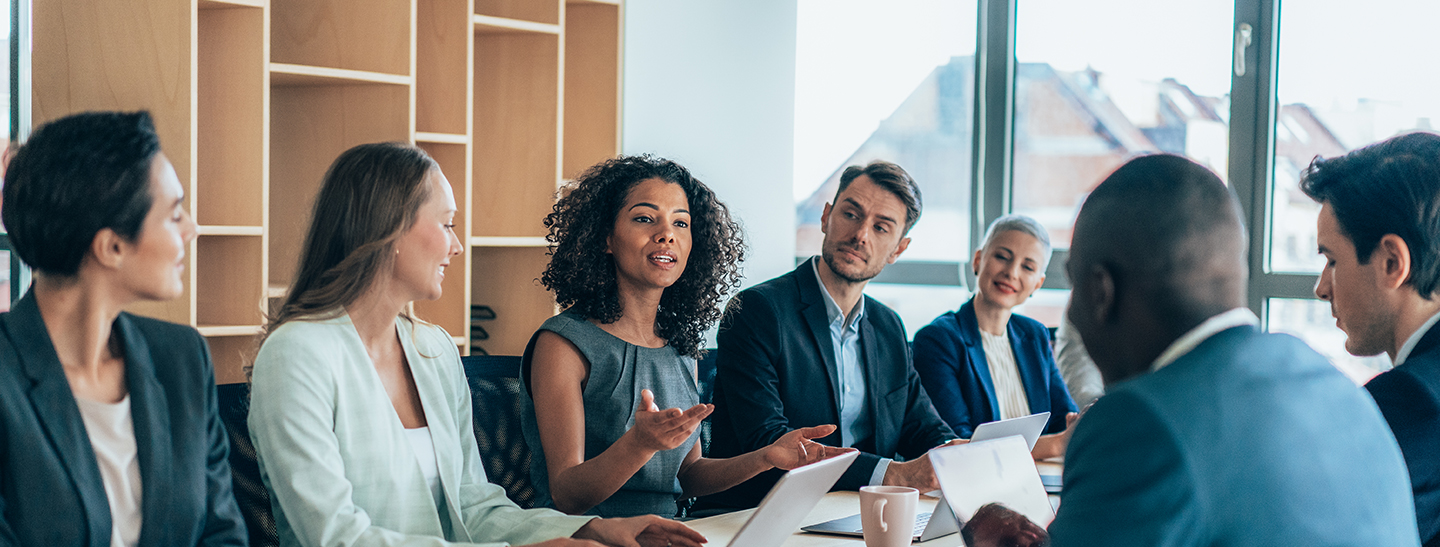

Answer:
[1226,0,1281,324]
[971,0,1015,255]
[8,0,31,304]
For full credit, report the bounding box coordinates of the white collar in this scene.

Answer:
[1395,309,1440,366]
[810,256,864,329]
[1151,308,1259,372]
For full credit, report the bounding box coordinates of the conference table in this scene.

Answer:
[685,461,1063,546]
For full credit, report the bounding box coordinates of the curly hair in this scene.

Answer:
[542,155,745,358]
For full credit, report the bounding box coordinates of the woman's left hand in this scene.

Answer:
[573,515,708,547]
[762,424,851,470]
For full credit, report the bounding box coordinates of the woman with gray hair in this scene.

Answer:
[912,214,1078,459]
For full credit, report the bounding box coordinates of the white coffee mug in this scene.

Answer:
[859,485,919,547]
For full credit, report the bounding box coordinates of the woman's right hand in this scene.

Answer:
[627,389,712,452]
[521,539,605,547]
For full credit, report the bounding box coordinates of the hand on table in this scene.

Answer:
[572,514,708,547]
[1031,412,1079,461]
[761,425,855,470]
[628,389,712,452]
[960,503,1050,547]
[881,439,969,491]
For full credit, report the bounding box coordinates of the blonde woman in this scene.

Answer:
[248,142,703,547]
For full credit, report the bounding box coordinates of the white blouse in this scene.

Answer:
[980,330,1032,421]
[76,395,143,547]
[404,426,444,513]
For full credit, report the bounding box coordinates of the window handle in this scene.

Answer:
[1234,23,1254,76]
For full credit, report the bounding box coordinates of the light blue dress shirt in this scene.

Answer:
[811,258,890,485]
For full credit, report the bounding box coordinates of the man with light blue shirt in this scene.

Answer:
[1303,132,1440,546]
[705,160,957,509]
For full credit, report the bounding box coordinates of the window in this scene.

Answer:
[1012,0,1235,249]
[1267,0,1440,275]
[790,0,1428,375]
[793,0,979,330]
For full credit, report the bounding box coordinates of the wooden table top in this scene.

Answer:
[684,460,1064,546]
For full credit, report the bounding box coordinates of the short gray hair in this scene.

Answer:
[980,214,1053,269]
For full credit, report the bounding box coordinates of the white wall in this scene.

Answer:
[622,0,799,289]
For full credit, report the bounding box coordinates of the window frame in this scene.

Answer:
[871,0,1320,330]
[5,0,30,304]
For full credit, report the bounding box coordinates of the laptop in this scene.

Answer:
[969,411,1051,450]
[723,450,859,547]
[801,490,960,542]
[801,412,1051,542]
[930,436,1055,531]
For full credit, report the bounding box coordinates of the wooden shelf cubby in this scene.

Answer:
[271,0,412,77]
[268,82,412,288]
[563,0,623,179]
[34,0,622,383]
[470,246,555,356]
[473,29,561,239]
[475,0,561,25]
[196,235,265,327]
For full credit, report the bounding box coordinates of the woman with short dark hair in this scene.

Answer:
[521,155,849,518]
[248,143,704,547]
[0,111,247,546]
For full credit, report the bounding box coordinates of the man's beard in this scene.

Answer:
[822,246,881,284]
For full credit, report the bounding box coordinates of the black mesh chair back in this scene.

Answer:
[461,354,538,508]
[696,349,718,456]
[216,382,278,547]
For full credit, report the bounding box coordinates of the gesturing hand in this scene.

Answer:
[628,389,713,452]
[762,424,853,470]
[573,514,708,547]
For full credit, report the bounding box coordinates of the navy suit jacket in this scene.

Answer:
[911,299,1077,438]
[1367,322,1440,547]
[707,261,955,508]
[1049,326,1418,547]
[0,293,247,547]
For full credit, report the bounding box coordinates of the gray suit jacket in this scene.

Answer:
[0,292,246,547]
[1050,326,1419,546]
[249,314,592,547]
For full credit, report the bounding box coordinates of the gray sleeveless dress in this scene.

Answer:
[520,312,701,518]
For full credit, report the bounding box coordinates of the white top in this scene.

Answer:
[1395,309,1440,366]
[76,395,143,547]
[404,427,445,513]
[249,314,592,547]
[981,330,1031,420]
[1151,308,1260,372]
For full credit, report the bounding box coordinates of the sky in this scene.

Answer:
[794,0,1440,199]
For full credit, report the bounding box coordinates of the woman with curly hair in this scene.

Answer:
[248,143,704,547]
[521,155,850,518]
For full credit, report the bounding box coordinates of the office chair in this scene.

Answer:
[216,382,278,547]
[461,354,538,508]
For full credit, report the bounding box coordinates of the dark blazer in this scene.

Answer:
[1049,326,1419,547]
[1366,322,1440,547]
[0,292,247,547]
[707,260,955,508]
[911,299,1077,438]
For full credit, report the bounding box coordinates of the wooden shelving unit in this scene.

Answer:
[34,0,623,382]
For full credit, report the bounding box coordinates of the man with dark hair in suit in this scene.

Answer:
[967,154,1418,547]
[705,160,957,508]
[1303,131,1440,546]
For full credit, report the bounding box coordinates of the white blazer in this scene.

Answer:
[249,313,592,547]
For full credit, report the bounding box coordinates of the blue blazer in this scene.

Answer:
[1366,322,1440,547]
[911,299,1076,438]
[1049,326,1419,547]
[0,292,247,547]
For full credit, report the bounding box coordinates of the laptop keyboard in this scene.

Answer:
[911,511,933,535]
